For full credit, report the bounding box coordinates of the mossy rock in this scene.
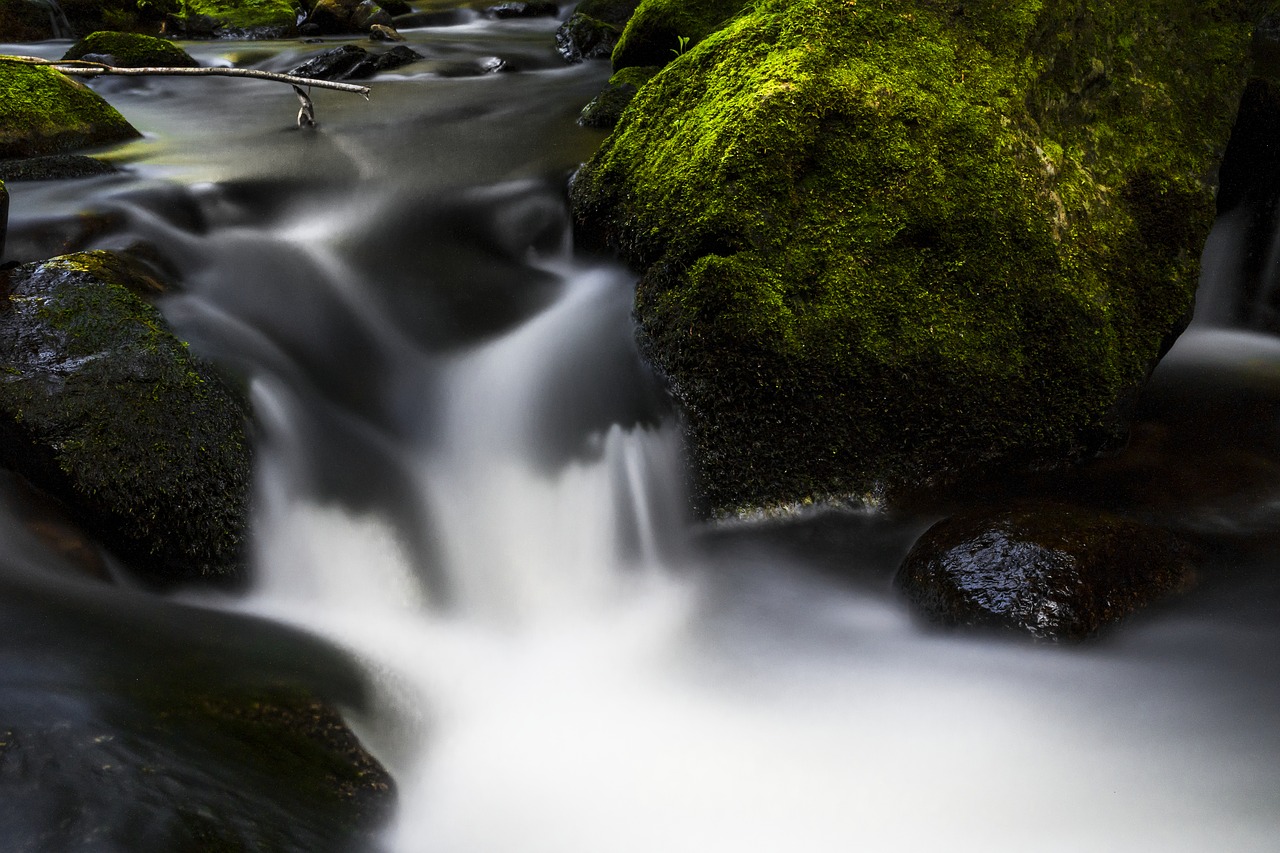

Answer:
[0,58,140,160]
[579,65,658,127]
[611,0,751,70]
[571,0,1268,515]
[895,502,1195,640]
[63,31,199,68]
[0,251,252,583]
[176,0,300,36]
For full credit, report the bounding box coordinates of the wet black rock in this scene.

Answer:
[484,1,558,19]
[0,154,117,182]
[895,502,1195,640]
[0,251,252,585]
[291,44,422,81]
[579,78,639,127]
[555,0,640,63]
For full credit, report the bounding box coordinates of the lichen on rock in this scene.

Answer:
[0,251,252,584]
[0,58,140,159]
[571,0,1270,515]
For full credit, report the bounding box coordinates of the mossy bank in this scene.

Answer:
[571,0,1276,515]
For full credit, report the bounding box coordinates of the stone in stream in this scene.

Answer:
[306,0,395,35]
[62,30,199,68]
[0,250,252,585]
[291,43,423,82]
[0,59,140,160]
[483,1,558,19]
[556,0,642,63]
[895,502,1196,641]
[570,0,1274,516]
[0,153,117,182]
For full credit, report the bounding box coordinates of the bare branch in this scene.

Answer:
[1,55,371,97]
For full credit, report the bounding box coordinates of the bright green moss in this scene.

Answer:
[0,58,139,159]
[573,0,1263,513]
[63,31,198,67]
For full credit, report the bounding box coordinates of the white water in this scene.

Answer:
[237,247,1279,852]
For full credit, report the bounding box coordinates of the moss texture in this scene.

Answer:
[611,0,751,69]
[0,251,252,583]
[0,58,140,160]
[572,0,1269,515]
[63,30,199,68]
[185,0,299,30]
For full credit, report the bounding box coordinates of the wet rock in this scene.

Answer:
[0,251,252,584]
[578,65,656,127]
[0,154,117,182]
[0,60,140,160]
[369,22,405,41]
[895,503,1195,640]
[555,0,641,63]
[484,1,558,19]
[291,44,422,81]
[63,30,198,68]
[307,0,394,34]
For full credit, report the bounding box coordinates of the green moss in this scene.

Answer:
[572,0,1262,513]
[612,0,754,69]
[63,31,198,67]
[0,58,140,159]
[0,251,251,581]
[184,0,299,30]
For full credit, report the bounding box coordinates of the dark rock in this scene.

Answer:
[895,503,1195,640]
[308,0,394,34]
[291,44,422,81]
[484,1,558,19]
[0,251,252,585]
[0,154,117,182]
[556,12,623,63]
[63,30,198,68]
[377,0,411,14]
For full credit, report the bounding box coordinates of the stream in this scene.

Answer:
[3,9,1280,851]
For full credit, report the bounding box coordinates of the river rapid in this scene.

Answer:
[3,9,1280,851]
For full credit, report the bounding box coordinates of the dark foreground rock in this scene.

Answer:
[0,251,252,584]
[63,30,199,68]
[0,59,140,160]
[571,0,1270,516]
[896,503,1195,640]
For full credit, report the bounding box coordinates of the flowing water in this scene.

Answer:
[3,11,1280,851]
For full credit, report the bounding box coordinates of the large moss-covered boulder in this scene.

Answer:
[571,0,1270,515]
[0,251,252,583]
[0,58,140,160]
[167,0,300,37]
[63,30,199,68]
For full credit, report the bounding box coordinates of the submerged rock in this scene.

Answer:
[571,0,1269,515]
[895,503,1195,640]
[0,251,252,584]
[63,30,199,68]
[0,59,140,160]
[291,44,422,81]
[0,153,118,182]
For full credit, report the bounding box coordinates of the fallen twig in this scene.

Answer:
[2,55,370,127]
